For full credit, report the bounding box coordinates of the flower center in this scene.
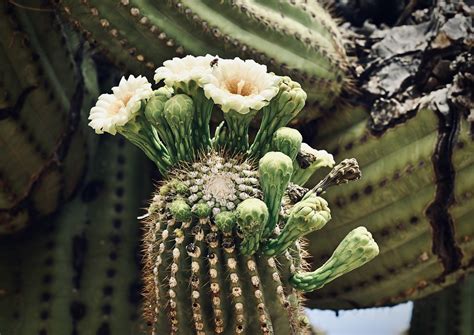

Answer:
[203,173,236,202]
[122,94,132,105]
[109,99,125,115]
[225,79,257,96]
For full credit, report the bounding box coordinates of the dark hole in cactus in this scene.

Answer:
[72,234,87,289]
[70,300,87,320]
[97,322,111,335]
[81,180,105,202]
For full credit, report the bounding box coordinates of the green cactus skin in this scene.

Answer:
[0,1,96,234]
[0,137,151,335]
[302,106,474,309]
[55,0,348,120]
[409,274,474,335]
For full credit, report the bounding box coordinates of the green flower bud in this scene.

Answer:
[169,199,192,222]
[144,94,168,126]
[236,198,269,255]
[192,202,211,219]
[249,77,307,158]
[290,227,379,292]
[163,94,195,161]
[264,195,331,256]
[214,211,236,234]
[169,180,188,195]
[259,152,293,237]
[271,127,303,161]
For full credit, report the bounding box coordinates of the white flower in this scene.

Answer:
[202,58,280,114]
[88,75,153,135]
[154,54,216,86]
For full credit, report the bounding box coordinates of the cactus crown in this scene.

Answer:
[89,55,379,334]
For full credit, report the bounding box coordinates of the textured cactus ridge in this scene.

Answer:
[0,1,98,234]
[304,103,474,309]
[87,55,379,334]
[56,0,349,121]
[409,274,474,335]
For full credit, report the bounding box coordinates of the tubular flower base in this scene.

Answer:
[89,55,379,334]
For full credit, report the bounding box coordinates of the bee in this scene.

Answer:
[210,57,219,68]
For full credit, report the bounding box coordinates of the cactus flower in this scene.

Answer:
[88,75,153,135]
[154,54,216,87]
[202,58,281,114]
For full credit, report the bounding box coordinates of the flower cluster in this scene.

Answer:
[88,55,301,173]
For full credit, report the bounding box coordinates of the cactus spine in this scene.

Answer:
[85,55,378,334]
[56,0,348,121]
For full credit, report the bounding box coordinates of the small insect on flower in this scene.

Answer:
[210,57,219,68]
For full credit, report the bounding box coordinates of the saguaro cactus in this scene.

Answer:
[0,1,97,234]
[86,55,379,334]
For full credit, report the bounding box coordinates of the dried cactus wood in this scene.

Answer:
[0,1,96,234]
[87,56,379,334]
[56,0,349,121]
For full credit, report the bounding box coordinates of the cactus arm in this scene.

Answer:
[0,2,89,233]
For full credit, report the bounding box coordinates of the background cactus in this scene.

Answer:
[409,274,474,335]
[0,136,151,334]
[0,1,100,234]
[55,0,349,121]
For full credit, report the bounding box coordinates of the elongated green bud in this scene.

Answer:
[259,152,293,237]
[292,143,335,186]
[250,78,307,157]
[144,93,178,160]
[214,211,236,234]
[118,114,172,174]
[264,195,331,256]
[169,199,192,222]
[271,127,303,161]
[223,109,257,153]
[290,227,379,292]
[235,198,269,255]
[163,94,195,161]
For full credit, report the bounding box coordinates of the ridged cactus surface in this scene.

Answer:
[0,137,151,335]
[0,1,95,234]
[301,2,474,308]
[304,97,473,309]
[83,55,379,334]
[56,0,348,121]
[409,274,474,335]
